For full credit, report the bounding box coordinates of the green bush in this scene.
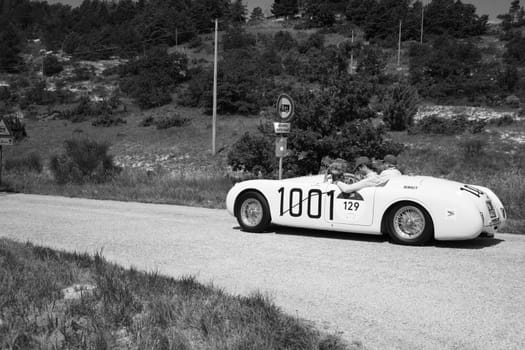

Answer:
[409,115,486,135]
[22,81,74,106]
[60,97,122,123]
[49,138,120,184]
[43,55,64,76]
[140,116,155,127]
[227,132,275,175]
[154,114,190,129]
[382,84,419,131]
[119,48,188,109]
[488,115,515,126]
[4,153,42,173]
[91,114,126,127]
[228,77,403,177]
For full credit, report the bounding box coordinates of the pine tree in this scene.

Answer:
[0,19,23,73]
[249,6,265,23]
[230,0,247,23]
[271,0,298,19]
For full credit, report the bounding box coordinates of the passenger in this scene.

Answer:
[379,154,402,177]
[336,156,381,193]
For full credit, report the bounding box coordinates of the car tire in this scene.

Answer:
[386,202,433,245]
[235,191,271,233]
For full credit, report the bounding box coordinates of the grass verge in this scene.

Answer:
[0,239,356,350]
[2,167,233,209]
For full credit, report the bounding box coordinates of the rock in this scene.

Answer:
[62,284,96,300]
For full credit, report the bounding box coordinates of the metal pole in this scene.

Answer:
[420,4,424,44]
[279,157,283,180]
[350,30,354,74]
[397,20,402,67]
[212,19,218,155]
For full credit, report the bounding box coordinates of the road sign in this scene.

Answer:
[276,94,295,122]
[273,122,291,134]
[0,138,13,146]
[0,119,10,136]
[275,137,287,157]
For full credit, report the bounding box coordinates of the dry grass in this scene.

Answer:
[0,239,354,350]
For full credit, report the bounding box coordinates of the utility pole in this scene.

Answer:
[212,18,218,155]
[397,20,402,67]
[350,30,354,74]
[420,4,424,44]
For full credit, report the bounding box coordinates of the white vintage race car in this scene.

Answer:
[226,174,507,245]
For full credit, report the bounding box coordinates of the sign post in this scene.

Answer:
[0,118,14,187]
[274,94,295,180]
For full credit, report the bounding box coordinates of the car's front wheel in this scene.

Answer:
[235,191,271,232]
[386,202,433,245]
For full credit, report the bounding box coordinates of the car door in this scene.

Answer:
[324,184,376,226]
[274,182,330,229]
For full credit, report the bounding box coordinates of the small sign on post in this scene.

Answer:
[274,94,295,180]
[0,118,14,188]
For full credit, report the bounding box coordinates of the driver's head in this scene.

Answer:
[353,156,371,175]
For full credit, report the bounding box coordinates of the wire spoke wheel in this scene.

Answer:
[240,198,263,227]
[387,203,433,245]
[236,192,271,232]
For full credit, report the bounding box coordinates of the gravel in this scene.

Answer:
[1,193,524,350]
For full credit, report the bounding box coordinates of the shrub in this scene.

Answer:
[459,136,487,160]
[274,31,297,51]
[60,97,121,123]
[119,48,188,109]
[505,95,521,108]
[409,115,486,135]
[91,115,126,127]
[382,84,419,131]
[140,116,155,127]
[70,65,93,81]
[488,115,514,126]
[227,132,275,175]
[49,138,120,184]
[154,114,190,129]
[43,55,64,76]
[4,153,42,173]
[22,81,74,106]
[228,77,403,177]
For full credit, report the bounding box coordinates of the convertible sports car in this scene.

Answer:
[226,174,507,245]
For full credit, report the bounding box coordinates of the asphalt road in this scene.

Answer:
[1,193,524,350]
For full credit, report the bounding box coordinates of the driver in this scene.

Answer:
[336,156,381,193]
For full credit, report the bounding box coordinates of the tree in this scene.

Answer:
[271,0,298,19]
[408,36,483,97]
[249,6,265,23]
[0,19,23,73]
[424,0,487,37]
[498,0,525,31]
[229,0,247,23]
[504,34,525,64]
[304,0,335,27]
[346,0,375,27]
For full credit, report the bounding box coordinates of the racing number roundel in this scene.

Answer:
[276,94,295,122]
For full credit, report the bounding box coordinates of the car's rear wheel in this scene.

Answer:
[235,191,271,232]
[386,202,433,245]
